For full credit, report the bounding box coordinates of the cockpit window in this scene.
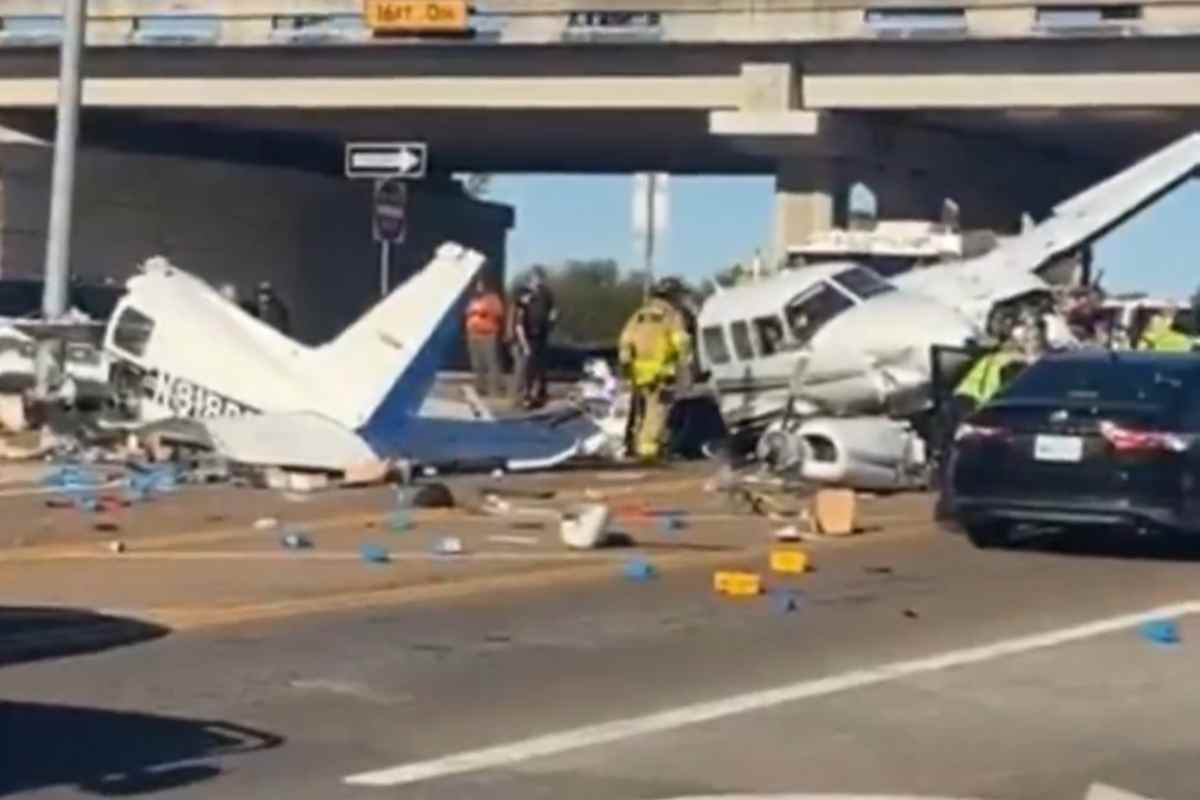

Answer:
[730,321,754,361]
[831,266,896,301]
[785,282,854,346]
[754,316,786,357]
[112,307,154,358]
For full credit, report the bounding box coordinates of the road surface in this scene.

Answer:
[2,474,1199,799]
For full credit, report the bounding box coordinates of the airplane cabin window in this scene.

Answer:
[785,282,855,346]
[113,307,155,357]
[754,316,786,356]
[730,321,755,361]
[831,266,896,301]
[701,326,731,365]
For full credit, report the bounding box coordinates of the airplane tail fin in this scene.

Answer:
[311,242,485,432]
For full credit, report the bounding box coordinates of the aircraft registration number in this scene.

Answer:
[143,370,256,419]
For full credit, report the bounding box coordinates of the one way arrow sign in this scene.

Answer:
[345,142,428,180]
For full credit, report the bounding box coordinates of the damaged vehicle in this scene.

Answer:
[701,131,1200,491]
[83,243,603,477]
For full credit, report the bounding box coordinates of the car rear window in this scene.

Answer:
[996,357,1197,412]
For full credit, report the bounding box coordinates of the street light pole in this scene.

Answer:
[36,0,87,399]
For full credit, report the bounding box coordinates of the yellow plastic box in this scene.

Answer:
[770,548,810,574]
[713,570,763,597]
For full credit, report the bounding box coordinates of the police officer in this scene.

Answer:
[618,279,691,461]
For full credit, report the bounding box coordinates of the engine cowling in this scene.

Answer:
[758,416,928,491]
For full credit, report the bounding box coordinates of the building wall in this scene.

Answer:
[0,140,512,347]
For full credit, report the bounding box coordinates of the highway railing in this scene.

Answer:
[0,0,1198,47]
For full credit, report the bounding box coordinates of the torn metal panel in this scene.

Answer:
[203,412,376,472]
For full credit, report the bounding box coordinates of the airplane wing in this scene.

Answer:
[979,132,1200,276]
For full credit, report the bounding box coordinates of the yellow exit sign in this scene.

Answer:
[365,0,470,33]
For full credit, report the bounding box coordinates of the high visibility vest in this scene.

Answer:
[619,300,684,387]
[954,351,1022,405]
[1139,320,1193,352]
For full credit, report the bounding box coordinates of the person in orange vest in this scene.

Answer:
[464,278,506,398]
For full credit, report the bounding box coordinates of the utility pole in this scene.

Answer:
[36,0,87,399]
[642,172,656,299]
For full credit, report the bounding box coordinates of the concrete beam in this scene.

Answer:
[804,73,1200,109]
[709,110,820,136]
[0,76,743,110]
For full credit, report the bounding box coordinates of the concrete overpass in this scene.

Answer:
[3,0,1200,259]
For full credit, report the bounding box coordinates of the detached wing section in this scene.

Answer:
[981,132,1200,275]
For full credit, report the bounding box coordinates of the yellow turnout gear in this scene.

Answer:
[954,351,1022,406]
[619,298,690,459]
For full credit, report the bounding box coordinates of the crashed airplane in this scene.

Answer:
[97,243,600,474]
[699,131,1200,491]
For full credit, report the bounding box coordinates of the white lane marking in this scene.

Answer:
[344,601,1200,787]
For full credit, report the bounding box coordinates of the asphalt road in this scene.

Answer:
[5,519,1200,800]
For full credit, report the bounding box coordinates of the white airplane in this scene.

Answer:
[96,243,598,473]
[699,131,1200,490]
[697,263,976,489]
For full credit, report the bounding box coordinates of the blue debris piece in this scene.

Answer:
[1139,619,1180,646]
[623,558,657,582]
[73,494,100,513]
[388,510,412,532]
[44,464,102,490]
[770,588,806,614]
[360,543,391,564]
[658,515,686,534]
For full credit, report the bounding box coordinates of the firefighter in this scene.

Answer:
[1138,310,1193,352]
[618,280,691,461]
[953,324,1037,414]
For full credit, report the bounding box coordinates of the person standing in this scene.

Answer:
[254,281,292,336]
[512,268,558,408]
[464,279,506,398]
[618,280,690,461]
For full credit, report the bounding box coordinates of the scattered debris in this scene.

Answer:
[902,608,920,619]
[487,534,540,546]
[478,484,555,500]
[491,468,505,478]
[623,558,657,582]
[342,458,390,487]
[599,471,648,482]
[812,489,857,536]
[1138,619,1180,646]
[253,517,279,531]
[433,536,465,555]
[360,543,391,563]
[657,515,686,534]
[94,521,120,533]
[713,570,763,597]
[108,540,125,554]
[422,466,438,478]
[281,492,313,504]
[412,483,455,509]
[388,510,412,532]
[865,566,894,575]
[281,532,314,550]
[773,524,805,542]
[561,503,611,550]
[769,548,810,574]
[770,587,805,613]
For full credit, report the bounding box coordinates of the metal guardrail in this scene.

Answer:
[0,1,1195,47]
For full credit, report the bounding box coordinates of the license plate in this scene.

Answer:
[364,0,469,32]
[1034,434,1083,463]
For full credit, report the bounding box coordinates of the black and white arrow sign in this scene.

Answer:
[345,142,428,179]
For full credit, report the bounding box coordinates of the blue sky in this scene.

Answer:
[489,174,1200,300]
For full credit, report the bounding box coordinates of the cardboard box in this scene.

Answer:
[812,489,856,536]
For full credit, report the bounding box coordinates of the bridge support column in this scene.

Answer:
[772,159,847,266]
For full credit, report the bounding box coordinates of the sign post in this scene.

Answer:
[632,172,669,298]
[345,142,428,297]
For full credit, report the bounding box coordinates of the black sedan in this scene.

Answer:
[945,349,1200,547]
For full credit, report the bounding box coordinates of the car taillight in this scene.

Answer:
[954,422,1004,442]
[1099,421,1193,453]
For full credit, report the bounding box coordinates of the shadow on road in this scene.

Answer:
[0,606,170,668]
[0,701,283,797]
[1019,529,1200,562]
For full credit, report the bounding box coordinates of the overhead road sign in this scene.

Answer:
[365,1,470,34]
[345,142,428,180]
